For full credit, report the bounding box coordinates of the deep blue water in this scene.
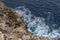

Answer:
[1,0,60,38]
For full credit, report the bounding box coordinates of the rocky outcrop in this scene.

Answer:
[0,1,50,40]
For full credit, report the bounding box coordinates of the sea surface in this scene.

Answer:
[1,0,60,38]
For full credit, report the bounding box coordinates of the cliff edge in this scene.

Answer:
[0,1,50,40]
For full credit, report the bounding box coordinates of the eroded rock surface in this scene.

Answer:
[0,1,50,40]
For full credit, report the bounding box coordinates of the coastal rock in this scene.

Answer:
[0,1,50,40]
[0,31,4,40]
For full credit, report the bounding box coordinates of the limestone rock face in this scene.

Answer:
[0,31,4,40]
[0,1,50,40]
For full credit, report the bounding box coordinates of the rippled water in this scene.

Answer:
[1,0,60,38]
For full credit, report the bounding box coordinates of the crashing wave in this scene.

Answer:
[15,6,60,38]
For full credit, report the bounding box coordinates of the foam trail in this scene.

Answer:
[15,6,60,38]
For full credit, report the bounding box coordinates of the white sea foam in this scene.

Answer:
[15,6,60,38]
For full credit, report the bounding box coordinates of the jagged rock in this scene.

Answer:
[0,1,50,40]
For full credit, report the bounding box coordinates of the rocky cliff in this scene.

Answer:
[0,1,50,40]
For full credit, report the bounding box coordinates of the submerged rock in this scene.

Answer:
[0,1,50,40]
